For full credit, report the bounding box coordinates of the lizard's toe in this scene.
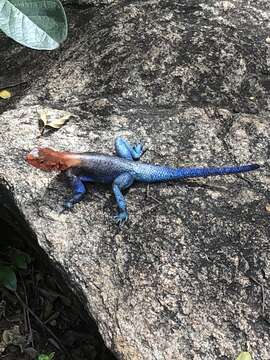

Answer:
[133,143,145,159]
[114,212,128,226]
[61,200,74,213]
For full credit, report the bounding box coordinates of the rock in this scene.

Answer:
[0,1,270,359]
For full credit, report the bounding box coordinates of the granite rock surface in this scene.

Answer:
[1,1,270,359]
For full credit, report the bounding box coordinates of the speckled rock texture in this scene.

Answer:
[1,1,270,359]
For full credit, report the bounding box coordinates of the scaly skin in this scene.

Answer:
[25,137,260,225]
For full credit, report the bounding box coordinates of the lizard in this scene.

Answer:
[25,137,260,224]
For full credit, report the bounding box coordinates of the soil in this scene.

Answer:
[0,218,116,360]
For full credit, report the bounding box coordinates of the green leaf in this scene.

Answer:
[38,353,55,360]
[0,266,17,291]
[11,250,31,270]
[0,0,67,50]
[236,352,252,360]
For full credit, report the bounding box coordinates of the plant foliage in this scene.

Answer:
[0,0,67,49]
[0,248,31,291]
[38,352,55,360]
[0,265,17,291]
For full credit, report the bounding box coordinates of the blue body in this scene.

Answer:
[63,137,260,224]
[74,153,258,183]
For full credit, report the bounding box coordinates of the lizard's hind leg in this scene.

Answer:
[112,172,134,225]
[115,137,145,160]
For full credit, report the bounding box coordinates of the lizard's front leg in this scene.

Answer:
[63,169,87,209]
[112,173,134,225]
[115,137,145,160]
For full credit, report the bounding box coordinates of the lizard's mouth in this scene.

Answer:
[25,147,78,171]
[25,147,55,171]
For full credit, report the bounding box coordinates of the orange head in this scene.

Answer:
[25,147,80,171]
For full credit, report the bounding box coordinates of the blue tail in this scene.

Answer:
[135,163,260,182]
[175,163,260,179]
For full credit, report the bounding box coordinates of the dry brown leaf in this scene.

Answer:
[38,109,48,126]
[1,325,27,352]
[37,108,73,133]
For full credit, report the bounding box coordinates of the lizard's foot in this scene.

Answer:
[133,142,146,159]
[114,211,128,226]
[60,200,74,213]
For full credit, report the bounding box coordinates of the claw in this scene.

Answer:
[141,147,148,156]
[139,139,145,147]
